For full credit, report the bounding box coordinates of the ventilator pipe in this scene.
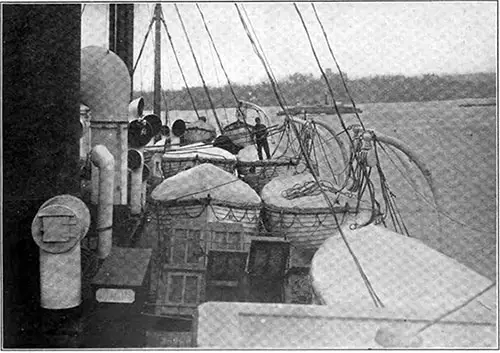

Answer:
[128,148,143,215]
[128,97,145,120]
[79,104,91,160]
[81,46,131,205]
[81,46,130,123]
[90,145,115,259]
[141,164,151,209]
[170,134,181,149]
[31,195,90,309]
[170,119,186,150]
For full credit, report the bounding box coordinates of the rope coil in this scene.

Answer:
[282,180,340,200]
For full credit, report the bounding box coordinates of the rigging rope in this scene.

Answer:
[311,3,365,130]
[161,89,169,125]
[372,139,410,235]
[198,54,211,117]
[236,4,298,157]
[312,122,341,185]
[416,282,496,334]
[158,9,201,120]
[376,140,494,235]
[349,132,387,229]
[209,41,229,122]
[293,4,357,144]
[164,45,176,124]
[196,4,257,147]
[149,30,156,95]
[132,15,155,76]
[295,3,370,194]
[240,6,283,100]
[174,4,223,132]
[235,5,288,116]
[236,3,384,308]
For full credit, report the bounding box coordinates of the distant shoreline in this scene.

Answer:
[458,102,496,108]
[148,97,496,114]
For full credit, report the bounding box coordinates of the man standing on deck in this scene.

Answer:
[254,117,271,160]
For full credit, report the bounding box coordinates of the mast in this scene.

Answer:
[153,3,162,118]
[109,4,134,98]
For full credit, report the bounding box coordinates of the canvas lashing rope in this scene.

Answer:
[237,3,384,308]
[282,180,340,200]
[170,178,241,202]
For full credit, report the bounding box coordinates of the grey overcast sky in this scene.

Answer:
[82,2,497,91]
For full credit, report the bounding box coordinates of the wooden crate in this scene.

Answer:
[152,220,251,317]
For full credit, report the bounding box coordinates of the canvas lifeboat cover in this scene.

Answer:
[261,172,349,209]
[163,144,236,162]
[186,119,216,134]
[237,144,261,162]
[184,120,217,143]
[311,223,495,319]
[223,119,252,132]
[151,163,260,206]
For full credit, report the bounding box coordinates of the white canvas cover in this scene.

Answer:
[163,145,236,161]
[151,163,260,205]
[311,224,495,317]
[260,172,344,209]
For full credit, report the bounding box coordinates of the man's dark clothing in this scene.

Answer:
[254,123,271,160]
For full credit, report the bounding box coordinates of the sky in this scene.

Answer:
[81,2,497,91]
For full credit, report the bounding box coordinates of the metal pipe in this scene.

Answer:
[170,135,181,149]
[128,148,143,215]
[79,104,91,160]
[142,164,151,209]
[81,46,131,205]
[91,145,115,259]
[39,246,82,309]
[128,97,144,120]
[170,119,186,149]
[31,195,90,309]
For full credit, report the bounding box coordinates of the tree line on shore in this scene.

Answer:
[134,71,496,111]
